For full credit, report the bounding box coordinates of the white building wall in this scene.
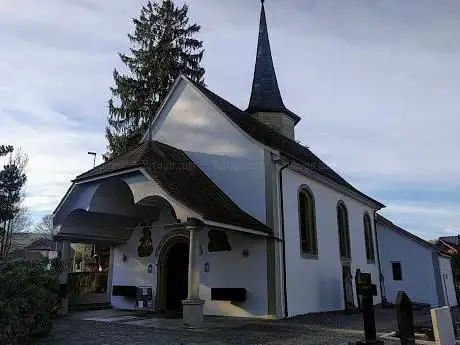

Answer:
[111,225,268,317]
[439,256,457,306]
[111,227,161,310]
[198,229,268,318]
[150,81,267,223]
[282,169,381,317]
[377,223,439,306]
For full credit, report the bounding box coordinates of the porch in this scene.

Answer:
[53,162,273,326]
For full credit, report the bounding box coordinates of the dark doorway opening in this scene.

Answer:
[165,242,189,312]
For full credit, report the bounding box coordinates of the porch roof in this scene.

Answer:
[74,141,271,234]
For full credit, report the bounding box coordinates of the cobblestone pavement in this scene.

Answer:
[34,307,436,345]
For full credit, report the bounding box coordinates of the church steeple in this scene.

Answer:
[247,0,300,139]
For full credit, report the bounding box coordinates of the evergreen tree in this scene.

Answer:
[0,145,13,157]
[0,150,27,257]
[106,0,205,157]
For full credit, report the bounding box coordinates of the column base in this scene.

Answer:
[182,298,205,328]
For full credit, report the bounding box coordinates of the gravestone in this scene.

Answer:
[356,272,383,345]
[431,306,455,345]
[396,291,415,345]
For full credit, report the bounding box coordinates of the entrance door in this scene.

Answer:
[342,264,355,310]
[165,242,189,312]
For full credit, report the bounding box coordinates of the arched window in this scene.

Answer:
[298,187,318,257]
[363,213,375,263]
[337,201,351,260]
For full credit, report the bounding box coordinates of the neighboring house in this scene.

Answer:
[25,238,59,261]
[54,2,389,320]
[436,236,460,255]
[7,237,75,271]
[376,215,457,307]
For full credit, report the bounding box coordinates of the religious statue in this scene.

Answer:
[137,224,153,257]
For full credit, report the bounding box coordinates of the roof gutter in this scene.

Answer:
[373,210,386,307]
[278,158,291,318]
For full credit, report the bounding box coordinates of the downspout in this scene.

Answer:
[279,158,291,318]
[373,210,386,307]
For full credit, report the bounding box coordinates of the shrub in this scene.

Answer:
[0,257,61,345]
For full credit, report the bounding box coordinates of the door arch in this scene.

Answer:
[155,234,189,312]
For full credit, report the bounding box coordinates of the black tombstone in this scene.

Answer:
[356,272,383,345]
[395,291,415,345]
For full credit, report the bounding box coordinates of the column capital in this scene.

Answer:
[186,217,205,230]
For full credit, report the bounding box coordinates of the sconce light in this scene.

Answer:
[204,262,210,272]
[147,264,153,273]
[122,254,127,262]
[242,248,249,258]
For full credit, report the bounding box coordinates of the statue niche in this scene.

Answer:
[208,230,231,252]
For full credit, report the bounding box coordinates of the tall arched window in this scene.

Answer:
[298,187,318,257]
[337,201,351,260]
[363,213,375,263]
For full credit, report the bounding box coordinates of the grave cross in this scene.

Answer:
[356,272,383,345]
[396,291,415,345]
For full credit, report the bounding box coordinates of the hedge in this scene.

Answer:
[0,258,62,345]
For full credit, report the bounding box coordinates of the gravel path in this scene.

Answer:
[33,307,444,345]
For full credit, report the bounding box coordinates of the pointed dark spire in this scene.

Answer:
[247,1,300,124]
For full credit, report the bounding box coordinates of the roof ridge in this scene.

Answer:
[75,141,149,181]
[186,78,371,202]
[376,214,441,253]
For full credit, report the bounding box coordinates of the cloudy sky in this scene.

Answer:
[0,0,459,240]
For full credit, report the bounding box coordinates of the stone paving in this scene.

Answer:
[34,307,437,345]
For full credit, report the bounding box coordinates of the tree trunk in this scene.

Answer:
[0,221,6,257]
[5,219,12,256]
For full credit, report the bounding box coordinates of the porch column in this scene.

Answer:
[182,224,204,328]
[58,240,71,316]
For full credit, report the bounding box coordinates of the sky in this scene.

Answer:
[0,0,459,240]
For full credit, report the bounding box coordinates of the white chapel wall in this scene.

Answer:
[282,169,381,317]
[438,256,457,307]
[150,80,267,223]
[377,223,439,306]
[198,229,268,318]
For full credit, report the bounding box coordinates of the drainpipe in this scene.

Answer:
[373,210,386,307]
[278,158,291,318]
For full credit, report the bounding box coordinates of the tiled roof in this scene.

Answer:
[376,214,445,255]
[188,78,383,208]
[74,141,271,234]
[26,238,56,251]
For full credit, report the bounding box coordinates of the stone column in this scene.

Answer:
[58,240,71,316]
[182,225,205,328]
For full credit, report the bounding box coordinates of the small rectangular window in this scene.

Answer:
[392,262,402,281]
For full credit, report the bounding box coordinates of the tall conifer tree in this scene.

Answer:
[106,0,205,157]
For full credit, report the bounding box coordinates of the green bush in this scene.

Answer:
[0,258,61,345]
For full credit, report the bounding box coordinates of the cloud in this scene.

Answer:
[1,0,459,239]
[380,202,460,240]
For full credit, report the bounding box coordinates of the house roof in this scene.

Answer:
[246,1,300,124]
[376,214,447,256]
[26,238,56,251]
[187,77,383,208]
[436,239,460,254]
[7,249,46,261]
[74,141,271,234]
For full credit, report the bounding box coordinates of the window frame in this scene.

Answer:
[297,186,318,259]
[392,262,403,281]
[336,201,351,262]
[363,212,375,264]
